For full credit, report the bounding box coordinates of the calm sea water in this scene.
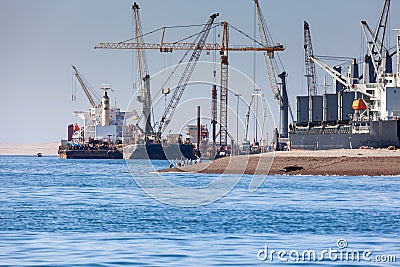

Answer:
[0,156,399,266]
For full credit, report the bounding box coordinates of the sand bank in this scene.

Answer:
[160,149,400,176]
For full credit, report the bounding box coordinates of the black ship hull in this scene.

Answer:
[58,149,123,159]
[124,143,199,160]
[290,120,400,150]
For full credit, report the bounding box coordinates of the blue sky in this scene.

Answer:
[0,0,396,143]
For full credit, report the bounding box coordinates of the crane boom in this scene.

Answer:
[133,2,153,135]
[133,2,148,89]
[304,21,317,96]
[95,42,284,52]
[157,13,219,137]
[374,0,390,57]
[360,0,391,79]
[72,65,98,108]
[310,56,349,88]
[361,21,382,76]
[254,0,294,133]
[254,0,281,104]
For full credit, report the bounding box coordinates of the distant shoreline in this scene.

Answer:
[159,149,400,176]
[0,142,59,156]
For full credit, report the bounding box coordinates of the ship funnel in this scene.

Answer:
[101,84,111,126]
[348,59,359,84]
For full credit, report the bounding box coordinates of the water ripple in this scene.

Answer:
[0,156,399,266]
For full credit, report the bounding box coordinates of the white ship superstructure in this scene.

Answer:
[73,84,126,143]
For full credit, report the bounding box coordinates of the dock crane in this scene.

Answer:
[361,0,391,80]
[216,21,285,149]
[219,21,229,147]
[95,41,283,53]
[310,0,391,97]
[304,21,318,96]
[72,65,100,108]
[133,2,153,136]
[157,13,219,138]
[96,25,283,146]
[254,0,292,139]
[309,56,376,100]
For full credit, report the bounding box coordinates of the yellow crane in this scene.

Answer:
[95,42,283,53]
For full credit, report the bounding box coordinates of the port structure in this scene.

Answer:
[308,0,397,123]
[95,4,284,152]
[254,0,292,139]
[360,0,391,81]
[157,13,220,140]
[132,2,153,136]
[304,21,317,96]
[219,21,229,147]
[310,0,391,90]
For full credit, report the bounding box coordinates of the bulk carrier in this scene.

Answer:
[58,71,125,160]
[59,65,198,160]
[289,0,400,150]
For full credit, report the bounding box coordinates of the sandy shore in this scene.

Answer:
[0,142,59,156]
[160,149,400,176]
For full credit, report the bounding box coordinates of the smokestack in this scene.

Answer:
[67,124,73,141]
[102,91,110,126]
[385,51,393,74]
[349,58,359,84]
[101,84,111,126]
[363,55,376,83]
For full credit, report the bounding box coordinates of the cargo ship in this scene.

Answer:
[123,142,198,160]
[58,140,123,159]
[289,0,400,150]
[110,2,209,161]
[58,73,125,159]
[122,128,199,160]
[59,65,198,160]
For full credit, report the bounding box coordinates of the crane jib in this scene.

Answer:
[156,13,219,138]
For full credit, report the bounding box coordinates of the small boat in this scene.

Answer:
[37,152,42,157]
